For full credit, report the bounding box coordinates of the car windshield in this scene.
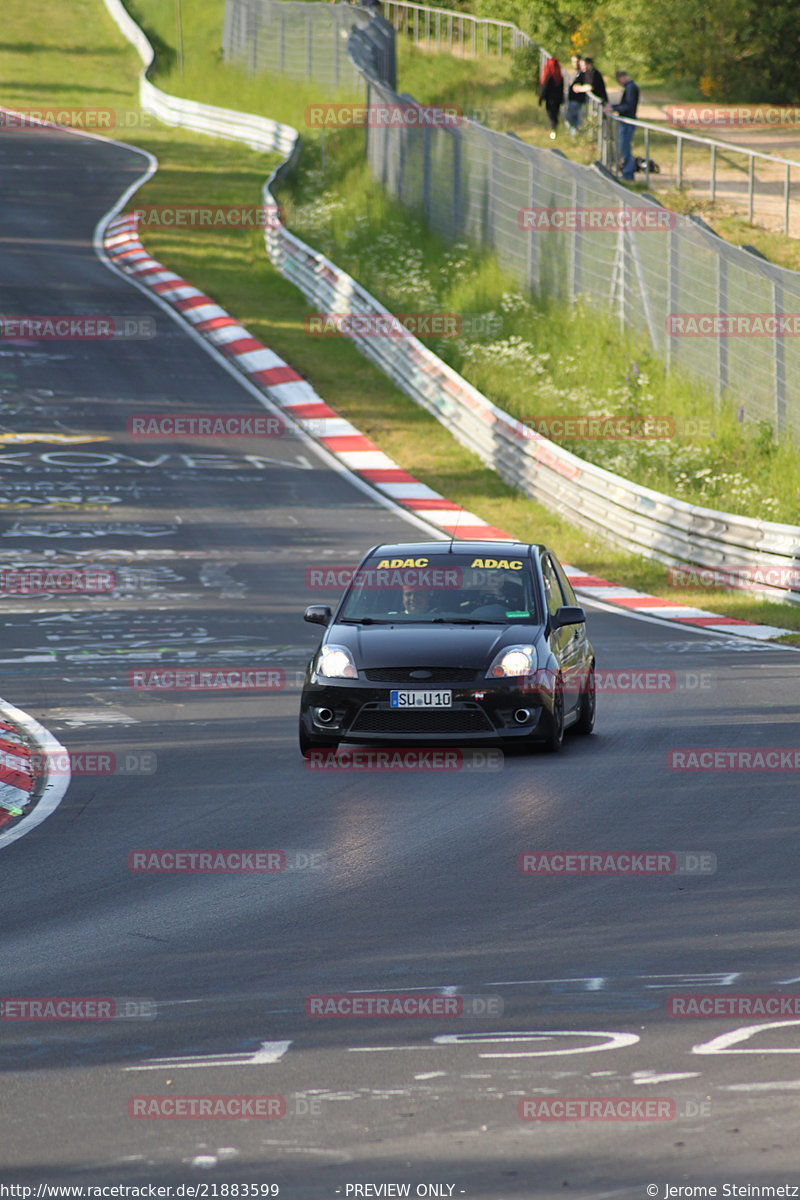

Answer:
[338,554,542,624]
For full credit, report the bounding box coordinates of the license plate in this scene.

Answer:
[390,690,452,708]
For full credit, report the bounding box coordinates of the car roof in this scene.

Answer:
[364,541,547,558]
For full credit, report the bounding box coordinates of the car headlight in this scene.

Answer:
[487,644,537,679]
[316,645,358,679]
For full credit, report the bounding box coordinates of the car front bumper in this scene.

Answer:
[299,676,567,745]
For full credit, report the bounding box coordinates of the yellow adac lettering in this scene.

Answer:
[471,557,523,569]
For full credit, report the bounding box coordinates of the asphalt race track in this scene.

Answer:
[1,122,800,1199]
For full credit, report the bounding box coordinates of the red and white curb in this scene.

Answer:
[0,701,71,849]
[0,719,34,826]
[103,212,791,643]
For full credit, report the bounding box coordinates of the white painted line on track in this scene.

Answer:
[433,1030,640,1057]
[124,1039,292,1070]
[722,1080,800,1091]
[632,1071,701,1084]
[693,1019,800,1054]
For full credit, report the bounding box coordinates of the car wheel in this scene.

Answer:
[542,681,565,753]
[574,663,596,735]
[299,720,339,759]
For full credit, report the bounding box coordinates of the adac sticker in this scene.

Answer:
[375,557,429,568]
[470,557,523,569]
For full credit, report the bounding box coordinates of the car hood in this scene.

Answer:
[327,622,543,669]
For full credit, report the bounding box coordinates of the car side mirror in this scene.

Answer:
[553,605,586,628]
[304,605,332,626]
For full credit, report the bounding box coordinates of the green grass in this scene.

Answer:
[3,0,798,640]
[133,19,800,530]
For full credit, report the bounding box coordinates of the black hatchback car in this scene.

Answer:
[299,540,595,755]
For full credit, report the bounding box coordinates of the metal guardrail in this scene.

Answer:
[104,0,800,603]
[264,217,800,601]
[383,0,800,235]
[598,110,799,234]
[380,0,533,59]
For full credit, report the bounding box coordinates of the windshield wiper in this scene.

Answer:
[339,617,391,625]
[430,617,505,625]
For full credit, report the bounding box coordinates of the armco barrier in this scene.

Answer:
[103,0,800,605]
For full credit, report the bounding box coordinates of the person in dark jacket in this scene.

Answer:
[539,56,563,139]
[606,69,640,179]
[565,54,586,136]
[577,57,607,104]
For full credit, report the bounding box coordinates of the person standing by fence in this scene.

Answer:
[577,56,607,104]
[539,56,563,139]
[565,54,587,136]
[607,69,640,179]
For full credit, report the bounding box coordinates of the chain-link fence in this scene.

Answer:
[222,0,370,92]
[223,0,800,441]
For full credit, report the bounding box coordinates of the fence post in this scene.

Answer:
[306,13,313,78]
[249,0,259,73]
[710,143,716,203]
[526,158,537,291]
[452,127,462,241]
[570,177,580,304]
[773,277,786,435]
[748,155,755,223]
[644,127,650,187]
[485,140,496,248]
[785,163,791,235]
[422,122,432,226]
[717,253,727,406]
[666,226,679,371]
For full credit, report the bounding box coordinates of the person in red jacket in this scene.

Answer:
[539,56,563,139]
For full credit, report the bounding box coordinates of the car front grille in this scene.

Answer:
[363,667,478,684]
[348,705,494,735]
